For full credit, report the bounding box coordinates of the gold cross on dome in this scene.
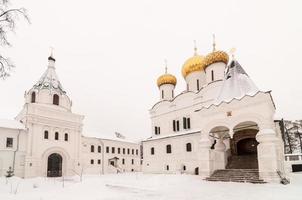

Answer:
[193,40,197,55]
[164,59,168,74]
[50,46,54,57]
[212,34,216,52]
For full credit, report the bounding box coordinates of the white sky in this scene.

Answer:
[0,0,302,140]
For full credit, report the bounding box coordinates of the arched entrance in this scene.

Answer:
[47,153,62,177]
[237,137,258,155]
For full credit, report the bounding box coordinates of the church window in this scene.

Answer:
[64,133,68,141]
[197,79,200,90]
[6,138,13,148]
[122,158,125,165]
[44,130,49,139]
[55,132,59,140]
[187,118,191,129]
[187,84,189,91]
[183,165,186,171]
[173,120,176,131]
[151,147,155,155]
[155,126,161,135]
[98,159,101,164]
[166,165,169,171]
[90,159,94,164]
[132,149,134,155]
[183,117,191,130]
[131,159,134,165]
[176,121,180,131]
[172,90,174,98]
[136,149,138,155]
[53,94,59,105]
[166,144,172,154]
[106,146,109,153]
[112,147,115,153]
[186,143,192,152]
[183,117,187,129]
[91,145,95,152]
[127,148,130,154]
[98,146,101,153]
[118,147,121,154]
[123,148,125,154]
[162,90,164,99]
[31,92,36,103]
[211,70,214,81]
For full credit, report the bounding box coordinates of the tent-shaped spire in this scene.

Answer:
[32,56,66,94]
[215,59,259,104]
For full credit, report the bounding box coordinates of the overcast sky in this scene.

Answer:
[0,0,301,140]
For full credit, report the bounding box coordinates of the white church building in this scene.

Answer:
[142,42,286,183]
[0,55,141,178]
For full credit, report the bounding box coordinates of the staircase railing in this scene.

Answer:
[277,170,290,185]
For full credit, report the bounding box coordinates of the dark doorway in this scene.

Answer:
[194,167,199,175]
[47,153,62,177]
[237,138,258,155]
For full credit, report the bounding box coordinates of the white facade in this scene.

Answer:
[143,52,286,183]
[0,56,141,178]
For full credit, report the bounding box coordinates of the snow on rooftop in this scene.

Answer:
[83,131,140,143]
[0,119,25,130]
[144,129,201,141]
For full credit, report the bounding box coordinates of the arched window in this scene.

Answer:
[122,158,125,165]
[64,133,68,141]
[211,70,214,81]
[44,130,49,139]
[161,90,164,99]
[53,94,59,105]
[197,79,200,90]
[166,144,172,154]
[166,165,169,171]
[98,146,101,153]
[91,145,95,152]
[55,132,59,140]
[31,92,36,103]
[186,143,192,152]
[151,147,155,155]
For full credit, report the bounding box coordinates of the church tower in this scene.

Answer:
[156,62,177,101]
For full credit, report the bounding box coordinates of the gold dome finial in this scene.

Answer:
[50,46,54,57]
[193,40,198,55]
[212,34,216,52]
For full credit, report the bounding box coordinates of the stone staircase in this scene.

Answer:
[205,169,266,184]
[205,155,266,184]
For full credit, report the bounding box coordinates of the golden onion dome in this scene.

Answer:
[203,50,229,69]
[157,73,177,87]
[181,54,205,78]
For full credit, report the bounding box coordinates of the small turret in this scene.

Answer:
[156,61,177,101]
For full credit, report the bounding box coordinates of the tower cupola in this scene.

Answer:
[156,61,177,101]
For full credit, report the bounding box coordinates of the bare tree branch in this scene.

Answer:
[0,0,29,79]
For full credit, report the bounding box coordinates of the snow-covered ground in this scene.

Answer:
[0,173,301,200]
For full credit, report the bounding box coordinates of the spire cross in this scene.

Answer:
[230,48,236,59]
[164,59,168,74]
[212,34,216,52]
[50,46,54,57]
[193,40,197,55]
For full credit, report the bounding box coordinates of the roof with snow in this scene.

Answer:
[215,59,259,104]
[0,119,25,130]
[32,56,65,94]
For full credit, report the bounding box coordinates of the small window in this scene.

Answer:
[186,143,192,152]
[187,84,189,91]
[53,94,59,105]
[187,118,191,129]
[131,159,134,165]
[98,159,101,164]
[162,90,164,99]
[127,148,130,154]
[98,146,101,153]
[197,79,200,90]
[172,90,174,98]
[166,165,169,171]
[122,158,125,165]
[132,149,134,155]
[91,145,95,152]
[176,121,180,131]
[151,147,155,155]
[64,133,68,141]
[173,120,176,131]
[136,149,138,155]
[118,148,121,154]
[6,138,13,148]
[183,165,186,171]
[123,148,125,154]
[211,70,214,81]
[55,132,59,140]
[90,159,94,164]
[112,147,115,154]
[106,146,109,153]
[166,144,172,154]
[183,117,187,129]
[44,130,49,139]
[31,92,36,103]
